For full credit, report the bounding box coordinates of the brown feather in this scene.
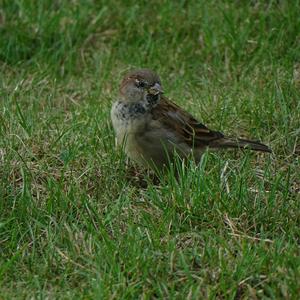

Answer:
[151,96,271,153]
[151,96,224,148]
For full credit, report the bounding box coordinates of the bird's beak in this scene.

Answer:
[148,83,163,95]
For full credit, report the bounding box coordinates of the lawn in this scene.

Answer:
[0,0,299,299]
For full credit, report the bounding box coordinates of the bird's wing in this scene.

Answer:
[151,96,224,148]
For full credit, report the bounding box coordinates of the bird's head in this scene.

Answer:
[119,69,163,105]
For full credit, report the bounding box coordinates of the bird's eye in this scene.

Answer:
[136,80,146,88]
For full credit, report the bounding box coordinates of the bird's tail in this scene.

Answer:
[210,137,272,153]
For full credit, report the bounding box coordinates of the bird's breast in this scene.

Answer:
[111,101,149,144]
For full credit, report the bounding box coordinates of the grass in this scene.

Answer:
[0,0,299,298]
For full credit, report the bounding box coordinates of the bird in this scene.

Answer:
[111,68,271,171]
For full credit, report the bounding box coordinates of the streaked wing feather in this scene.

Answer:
[151,97,223,147]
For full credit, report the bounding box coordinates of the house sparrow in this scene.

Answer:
[111,69,271,170]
